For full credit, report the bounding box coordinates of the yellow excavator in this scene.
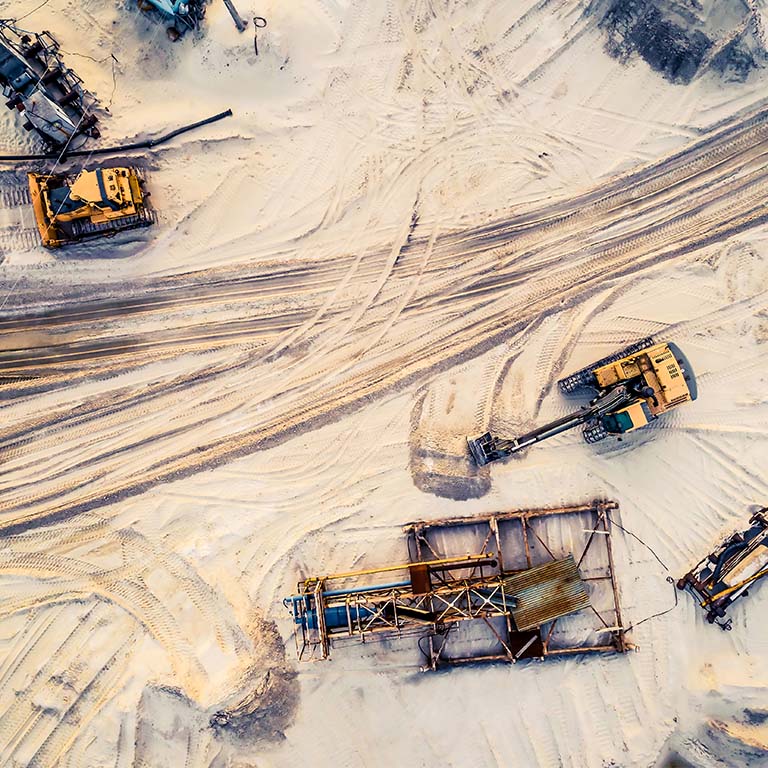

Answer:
[468,339,697,465]
[28,167,154,248]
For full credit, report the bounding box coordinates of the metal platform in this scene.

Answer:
[285,500,628,670]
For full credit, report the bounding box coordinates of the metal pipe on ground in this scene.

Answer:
[223,0,248,31]
[0,109,234,163]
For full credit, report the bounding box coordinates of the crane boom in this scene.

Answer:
[468,386,631,466]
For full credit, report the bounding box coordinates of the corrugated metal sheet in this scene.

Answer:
[503,555,590,631]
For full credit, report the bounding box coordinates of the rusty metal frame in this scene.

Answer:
[289,500,627,669]
[403,500,627,668]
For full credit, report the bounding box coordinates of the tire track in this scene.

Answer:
[4,102,768,534]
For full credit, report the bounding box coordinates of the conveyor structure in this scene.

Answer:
[284,501,628,670]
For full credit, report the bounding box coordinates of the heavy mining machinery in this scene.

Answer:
[468,339,697,466]
[0,21,99,149]
[678,509,768,629]
[137,0,207,40]
[28,167,154,247]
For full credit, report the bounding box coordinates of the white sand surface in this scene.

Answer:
[1,0,767,766]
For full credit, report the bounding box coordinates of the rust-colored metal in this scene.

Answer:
[409,563,431,595]
[491,516,504,573]
[504,556,591,631]
[600,502,627,652]
[289,499,627,669]
[522,518,532,567]
[402,502,619,533]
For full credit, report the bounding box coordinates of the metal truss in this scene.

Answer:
[287,500,628,669]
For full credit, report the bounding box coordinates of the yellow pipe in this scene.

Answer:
[308,552,495,583]
[702,566,768,604]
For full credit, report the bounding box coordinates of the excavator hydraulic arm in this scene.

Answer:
[468,387,631,466]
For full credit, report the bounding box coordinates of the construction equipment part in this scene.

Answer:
[678,508,768,629]
[28,167,154,247]
[0,108,233,162]
[137,0,208,39]
[0,21,99,149]
[284,500,627,669]
[222,0,248,32]
[468,340,697,466]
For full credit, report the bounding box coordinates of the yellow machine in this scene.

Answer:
[469,339,697,465]
[587,341,695,436]
[28,167,155,248]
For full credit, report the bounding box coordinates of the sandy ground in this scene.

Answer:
[1,0,768,766]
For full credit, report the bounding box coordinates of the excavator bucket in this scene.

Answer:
[467,433,496,466]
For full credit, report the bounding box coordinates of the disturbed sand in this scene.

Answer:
[0,1,767,766]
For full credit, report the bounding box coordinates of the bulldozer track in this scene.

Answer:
[3,102,768,535]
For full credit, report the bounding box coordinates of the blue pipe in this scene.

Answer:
[283,580,411,608]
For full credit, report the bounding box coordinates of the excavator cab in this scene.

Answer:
[599,400,654,435]
[468,340,696,465]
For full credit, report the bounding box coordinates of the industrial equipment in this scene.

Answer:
[137,0,207,40]
[28,166,154,247]
[678,508,768,629]
[0,21,99,149]
[284,501,628,670]
[468,339,697,466]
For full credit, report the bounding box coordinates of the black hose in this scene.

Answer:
[0,109,233,162]
[711,540,748,584]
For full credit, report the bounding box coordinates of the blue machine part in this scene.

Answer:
[284,581,411,629]
[306,605,367,631]
[286,599,373,631]
[145,0,190,17]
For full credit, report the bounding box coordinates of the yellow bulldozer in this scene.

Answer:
[28,167,155,248]
[468,339,697,465]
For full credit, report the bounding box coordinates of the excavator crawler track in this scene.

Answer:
[67,206,155,241]
[582,422,608,444]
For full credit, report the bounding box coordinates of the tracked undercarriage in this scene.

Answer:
[0,20,99,149]
[28,167,155,247]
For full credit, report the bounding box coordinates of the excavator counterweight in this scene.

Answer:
[468,341,696,466]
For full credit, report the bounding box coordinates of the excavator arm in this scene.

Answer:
[468,386,631,466]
